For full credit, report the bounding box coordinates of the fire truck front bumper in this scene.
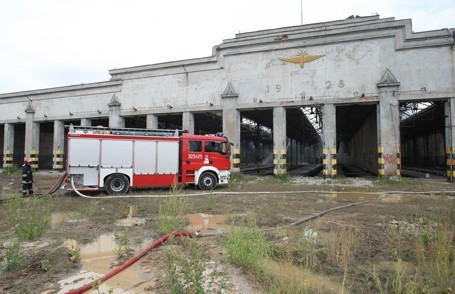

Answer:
[218,170,230,185]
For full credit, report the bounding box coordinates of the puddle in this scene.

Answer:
[58,233,157,293]
[322,192,379,202]
[80,233,117,259]
[50,212,86,229]
[321,192,443,203]
[187,213,230,233]
[116,206,146,227]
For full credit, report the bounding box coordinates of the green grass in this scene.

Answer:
[1,166,21,175]
[113,229,131,256]
[0,241,25,272]
[156,194,188,235]
[165,238,209,294]
[5,194,51,240]
[223,213,269,272]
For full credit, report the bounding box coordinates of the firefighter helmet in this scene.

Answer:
[24,157,31,164]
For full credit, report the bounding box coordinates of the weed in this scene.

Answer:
[165,238,218,293]
[326,178,352,185]
[278,195,287,210]
[113,229,131,256]
[229,173,243,182]
[5,194,51,240]
[68,248,80,262]
[414,223,455,291]
[223,213,269,272]
[1,165,21,175]
[40,259,53,276]
[373,176,411,186]
[87,200,100,218]
[156,195,188,235]
[327,227,360,293]
[206,194,216,211]
[271,174,291,183]
[294,228,320,270]
[0,241,25,272]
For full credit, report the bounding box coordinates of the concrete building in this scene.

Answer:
[1,15,454,179]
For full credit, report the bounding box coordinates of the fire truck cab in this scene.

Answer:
[66,126,231,194]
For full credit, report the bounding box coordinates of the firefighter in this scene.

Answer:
[22,157,34,197]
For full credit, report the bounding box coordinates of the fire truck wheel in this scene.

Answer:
[198,172,217,190]
[105,174,130,194]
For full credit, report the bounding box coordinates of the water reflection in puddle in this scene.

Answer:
[50,212,86,229]
[321,192,442,203]
[187,213,230,233]
[58,233,156,293]
[116,206,146,227]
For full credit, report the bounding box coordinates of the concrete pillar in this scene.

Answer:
[81,118,92,127]
[3,123,14,168]
[146,114,159,129]
[322,103,337,177]
[25,103,40,169]
[444,98,455,181]
[221,82,240,172]
[377,69,401,177]
[273,106,287,175]
[182,112,195,134]
[53,120,65,170]
[108,94,125,128]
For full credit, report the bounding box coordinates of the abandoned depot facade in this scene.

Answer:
[1,15,454,178]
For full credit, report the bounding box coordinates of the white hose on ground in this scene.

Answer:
[70,175,455,199]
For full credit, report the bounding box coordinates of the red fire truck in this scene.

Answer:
[66,125,231,194]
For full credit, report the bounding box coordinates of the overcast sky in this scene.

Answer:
[0,0,453,94]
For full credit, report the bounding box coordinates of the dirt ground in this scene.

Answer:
[0,171,454,293]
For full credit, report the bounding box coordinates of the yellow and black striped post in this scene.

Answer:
[378,146,385,176]
[232,148,240,173]
[280,149,287,175]
[396,147,401,176]
[331,148,337,176]
[446,147,454,181]
[273,149,278,175]
[273,149,287,175]
[322,148,328,176]
[29,150,39,170]
[3,149,13,168]
[53,149,64,170]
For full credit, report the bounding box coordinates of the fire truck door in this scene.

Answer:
[204,140,230,171]
[183,140,203,183]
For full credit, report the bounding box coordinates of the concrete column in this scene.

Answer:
[108,94,125,128]
[182,111,195,134]
[146,114,159,129]
[444,98,455,181]
[25,107,40,169]
[81,118,92,127]
[221,82,240,172]
[3,123,14,168]
[377,69,401,177]
[273,106,287,175]
[322,103,337,177]
[53,120,65,170]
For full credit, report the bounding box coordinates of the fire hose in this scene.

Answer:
[66,231,194,294]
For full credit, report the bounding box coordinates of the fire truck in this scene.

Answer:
[66,125,231,194]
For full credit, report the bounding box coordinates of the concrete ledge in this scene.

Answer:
[0,81,123,101]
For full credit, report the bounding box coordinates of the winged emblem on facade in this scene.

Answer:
[279,52,325,68]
